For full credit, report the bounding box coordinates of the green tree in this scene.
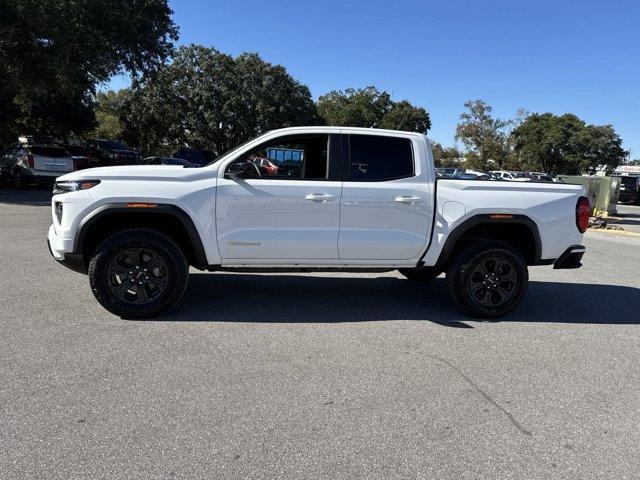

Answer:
[89,89,131,140]
[511,113,627,174]
[431,142,462,167]
[122,46,319,155]
[379,100,431,132]
[317,87,431,132]
[455,100,512,170]
[0,0,177,145]
[571,124,627,173]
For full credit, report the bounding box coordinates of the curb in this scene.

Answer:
[586,228,640,238]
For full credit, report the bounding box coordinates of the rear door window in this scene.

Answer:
[64,145,86,156]
[348,135,414,181]
[30,147,69,158]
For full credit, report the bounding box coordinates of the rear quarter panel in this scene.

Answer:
[422,180,586,265]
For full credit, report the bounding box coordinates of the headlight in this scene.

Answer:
[53,180,100,195]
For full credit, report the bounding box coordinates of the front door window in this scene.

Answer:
[225,135,330,180]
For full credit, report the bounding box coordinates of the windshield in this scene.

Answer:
[63,145,86,155]
[620,176,637,186]
[99,140,127,150]
[30,146,69,158]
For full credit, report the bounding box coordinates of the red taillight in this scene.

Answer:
[576,196,590,233]
[26,154,34,168]
[73,157,90,170]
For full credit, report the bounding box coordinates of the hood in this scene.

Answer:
[56,165,204,182]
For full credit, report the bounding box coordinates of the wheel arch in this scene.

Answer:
[434,214,543,268]
[75,203,208,270]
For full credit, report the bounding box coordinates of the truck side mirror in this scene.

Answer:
[225,161,261,179]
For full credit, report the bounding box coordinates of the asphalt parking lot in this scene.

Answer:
[1,187,640,480]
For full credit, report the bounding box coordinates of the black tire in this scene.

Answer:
[13,169,25,189]
[398,267,442,282]
[88,229,189,319]
[446,240,528,319]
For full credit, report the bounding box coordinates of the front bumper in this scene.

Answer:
[47,224,86,274]
[553,245,585,269]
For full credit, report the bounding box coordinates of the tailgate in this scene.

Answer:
[30,147,74,172]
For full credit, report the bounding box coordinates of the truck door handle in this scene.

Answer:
[395,195,422,204]
[305,193,335,202]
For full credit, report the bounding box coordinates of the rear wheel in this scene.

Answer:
[88,229,189,318]
[446,240,528,319]
[13,169,25,189]
[398,267,442,282]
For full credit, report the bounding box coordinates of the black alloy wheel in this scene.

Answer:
[88,229,188,318]
[446,240,528,319]
[106,248,170,305]
[467,256,517,308]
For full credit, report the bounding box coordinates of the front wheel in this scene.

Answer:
[88,229,189,318]
[446,240,528,319]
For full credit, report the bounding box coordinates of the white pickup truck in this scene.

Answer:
[48,127,589,319]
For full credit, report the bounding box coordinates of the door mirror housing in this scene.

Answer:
[225,161,262,179]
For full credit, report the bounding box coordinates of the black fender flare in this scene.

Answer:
[433,214,543,268]
[74,203,208,267]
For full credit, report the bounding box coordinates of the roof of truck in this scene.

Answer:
[265,126,430,140]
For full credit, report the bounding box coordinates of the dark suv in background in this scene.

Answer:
[616,175,640,204]
[85,139,142,166]
[172,148,214,167]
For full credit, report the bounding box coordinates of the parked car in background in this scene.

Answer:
[437,168,494,180]
[58,144,91,171]
[529,172,554,182]
[490,171,531,182]
[141,157,195,167]
[460,169,492,180]
[248,157,279,175]
[615,175,640,204]
[85,139,141,167]
[172,148,213,167]
[1,142,76,189]
[436,167,460,178]
[453,170,491,180]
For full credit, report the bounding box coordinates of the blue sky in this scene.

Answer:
[109,0,640,158]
